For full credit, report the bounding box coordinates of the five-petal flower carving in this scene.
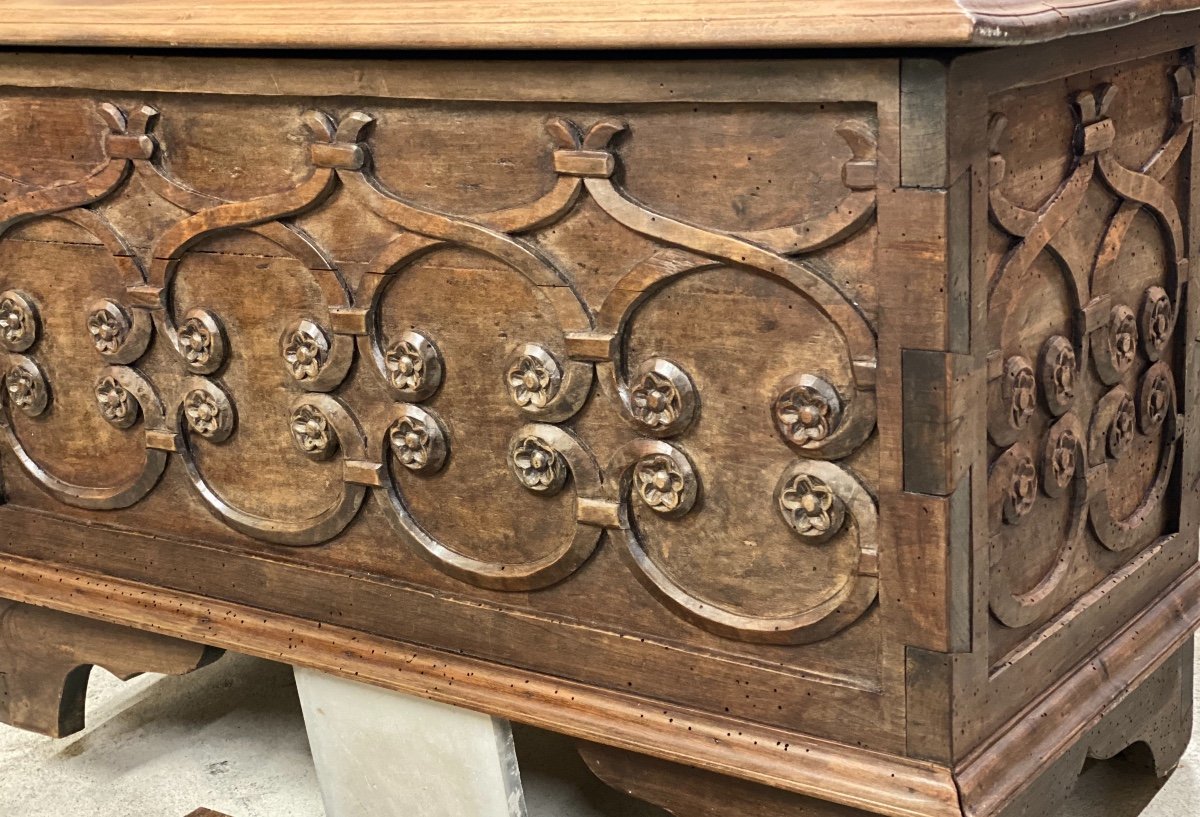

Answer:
[290,404,337,458]
[391,416,433,471]
[95,376,136,426]
[630,370,681,430]
[184,390,224,438]
[179,318,214,366]
[511,436,565,493]
[507,353,558,409]
[282,322,329,382]
[0,296,32,348]
[778,474,844,540]
[88,306,129,355]
[634,455,687,513]
[385,340,425,391]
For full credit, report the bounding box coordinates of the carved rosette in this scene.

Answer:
[95,375,139,429]
[1041,416,1083,498]
[772,374,842,448]
[87,300,130,355]
[1001,444,1038,525]
[1140,286,1173,361]
[1002,356,1036,431]
[506,344,562,411]
[290,402,339,460]
[1039,336,1076,415]
[0,291,38,352]
[633,453,695,517]
[388,405,448,475]
[281,320,331,383]
[1138,363,1173,434]
[776,471,846,543]
[383,330,442,400]
[177,309,226,374]
[510,435,567,495]
[1097,304,1139,384]
[628,359,696,436]
[182,384,234,443]
[84,299,151,364]
[1107,392,1137,459]
[3,357,48,417]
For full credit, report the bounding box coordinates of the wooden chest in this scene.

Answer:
[0,3,1198,816]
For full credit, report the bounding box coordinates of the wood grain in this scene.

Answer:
[0,14,1199,817]
[0,0,1195,49]
[0,599,220,737]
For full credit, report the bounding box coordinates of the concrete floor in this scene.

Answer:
[0,647,1196,817]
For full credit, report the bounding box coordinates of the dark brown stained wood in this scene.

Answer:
[0,10,1199,817]
[0,600,221,737]
[0,0,1197,49]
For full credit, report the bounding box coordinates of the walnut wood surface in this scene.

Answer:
[0,0,1197,49]
[0,600,220,737]
[0,11,1199,817]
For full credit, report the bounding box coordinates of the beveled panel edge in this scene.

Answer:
[0,551,962,817]
[0,0,1193,49]
[954,561,1200,817]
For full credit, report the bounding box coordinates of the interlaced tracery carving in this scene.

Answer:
[986,66,1192,629]
[0,99,883,645]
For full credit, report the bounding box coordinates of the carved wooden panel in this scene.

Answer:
[984,53,1192,660]
[0,68,895,731]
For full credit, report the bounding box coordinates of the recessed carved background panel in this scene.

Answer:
[0,80,891,739]
[984,53,1191,662]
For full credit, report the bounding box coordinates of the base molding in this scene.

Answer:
[956,565,1200,817]
[1,553,1197,817]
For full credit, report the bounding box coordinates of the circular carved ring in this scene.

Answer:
[0,290,39,352]
[181,380,235,443]
[388,404,449,475]
[1140,286,1173,362]
[378,422,604,591]
[86,298,152,364]
[382,330,443,401]
[772,373,843,450]
[1088,369,1178,553]
[627,358,697,437]
[177,308,227,375]
[4,356,48,417]
[290,402,339,461]
[613,453,877,645]
[1039,335,1076,416]
[1,365,170,510]
[281,319,332,384]
[989,419,1086,629]
[506,343,563,412]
